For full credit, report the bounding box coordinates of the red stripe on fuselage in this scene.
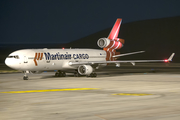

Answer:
[40,53,43,60]
[37,53,40,60]
[34,53,38,66]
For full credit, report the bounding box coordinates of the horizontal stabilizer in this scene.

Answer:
[113,51,145,57]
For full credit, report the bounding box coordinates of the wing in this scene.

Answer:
[69,53,175,66]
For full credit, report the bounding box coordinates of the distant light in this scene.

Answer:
[62,48,65,49]
[164,59,168,62]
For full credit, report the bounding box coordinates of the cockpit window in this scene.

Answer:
[7,56,14,58]
[15,55,19,59]
[7,55,19,59]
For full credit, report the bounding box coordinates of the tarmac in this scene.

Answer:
[0,63,180,120]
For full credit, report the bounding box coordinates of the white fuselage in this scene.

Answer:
[5,48,106,71]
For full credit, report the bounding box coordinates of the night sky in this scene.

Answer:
[1,0,180,44]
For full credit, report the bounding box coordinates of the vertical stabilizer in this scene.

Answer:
[97,18,124,61]
[108,18,122,40]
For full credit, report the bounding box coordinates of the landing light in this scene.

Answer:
[62,48,65,49]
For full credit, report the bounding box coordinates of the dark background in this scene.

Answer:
[0,0,180,63]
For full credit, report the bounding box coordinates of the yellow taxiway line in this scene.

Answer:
[0,88,100,94]
[112,93,152,96]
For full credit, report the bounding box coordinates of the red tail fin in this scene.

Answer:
[100,18,124,61]
[108,18,122,40]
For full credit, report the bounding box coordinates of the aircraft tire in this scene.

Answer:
[74,73,80,77]
[89,73,97,77]
[93,73,97,77]
[58,73,62,77]
[62,72,66,77]
[23,76,28,80]
[55,73,59,77]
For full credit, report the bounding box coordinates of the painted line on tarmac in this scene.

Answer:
[112,93,153,96]
[0,88,100,94]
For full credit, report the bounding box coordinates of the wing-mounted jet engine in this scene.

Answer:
[78,65,93,75]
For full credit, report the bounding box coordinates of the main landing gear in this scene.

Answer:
[23,71,29,80]
[74,70,81,77]
[87,72,97,77]
[55,70,66,77]
[74,70,97,77]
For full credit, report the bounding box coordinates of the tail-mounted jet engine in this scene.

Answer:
[78,65,93,75]
[97,38,124,50]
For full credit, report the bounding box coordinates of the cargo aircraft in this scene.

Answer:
[5,18,175,80]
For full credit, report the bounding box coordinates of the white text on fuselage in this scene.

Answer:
[44,52,89,60]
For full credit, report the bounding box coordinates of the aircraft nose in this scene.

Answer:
[5,58,12,67]
[5,58,20,69]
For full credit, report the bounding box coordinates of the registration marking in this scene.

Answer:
[0,88,100,94]
[112,93,153,96]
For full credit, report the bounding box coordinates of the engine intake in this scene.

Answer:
[78,65,93,75]
[97,38,110,48]
[97,38,123,50]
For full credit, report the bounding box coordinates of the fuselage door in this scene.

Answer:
[24,56,28,63]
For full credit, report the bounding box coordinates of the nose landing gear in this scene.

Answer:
[23,71,29,80]
[23,76,28,80]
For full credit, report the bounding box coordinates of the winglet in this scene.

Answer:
[168,53,175,61]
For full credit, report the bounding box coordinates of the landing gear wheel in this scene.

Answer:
[74,71,80,77]
[88,73,97,77]
[55,72,59,77]
[55,71,66,77]
[23,76,28,80]
[93,73,97,77]
[23,71,29,80]
[62,72,66,77]
[58,73,62,77]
